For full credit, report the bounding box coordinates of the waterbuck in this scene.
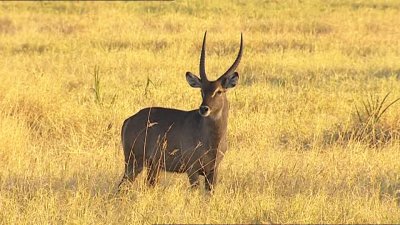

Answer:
[119,32,243,192]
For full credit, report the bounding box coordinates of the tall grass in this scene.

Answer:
[0,0,400,224]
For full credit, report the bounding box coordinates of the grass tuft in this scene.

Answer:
[92,65,102,105]
[325,92,400,147]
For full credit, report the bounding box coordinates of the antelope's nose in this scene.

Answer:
[199,106,210,117]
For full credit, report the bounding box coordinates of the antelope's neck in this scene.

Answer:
[201,100,229,148]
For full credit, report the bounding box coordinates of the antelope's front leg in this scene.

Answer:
[187,170,200,188]
[204,169,217,192]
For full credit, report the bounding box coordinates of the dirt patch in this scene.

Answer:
[0,17,17,34]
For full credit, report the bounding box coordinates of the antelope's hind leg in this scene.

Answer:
[118,156,143,189]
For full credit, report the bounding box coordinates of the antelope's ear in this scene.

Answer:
[186,72,202,88]
[220,72,239,89]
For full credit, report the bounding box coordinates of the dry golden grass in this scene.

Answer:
[1,0,400,224]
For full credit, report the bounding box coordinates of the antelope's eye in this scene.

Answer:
[216,90,223,95]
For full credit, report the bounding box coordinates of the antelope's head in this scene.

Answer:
[186,32,243,118]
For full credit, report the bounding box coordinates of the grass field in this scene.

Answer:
[1,0,400,224]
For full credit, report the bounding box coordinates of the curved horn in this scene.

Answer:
[222,33,243,76]
[199,31,208,82]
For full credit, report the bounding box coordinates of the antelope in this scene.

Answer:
[119,32,243,192]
